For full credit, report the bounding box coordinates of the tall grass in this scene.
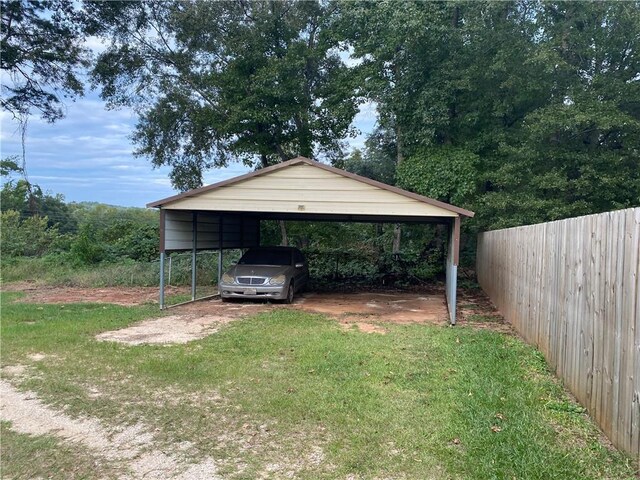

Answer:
[0,251,241,288]
[0,256,159,287]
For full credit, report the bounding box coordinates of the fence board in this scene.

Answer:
[477,208,640,459]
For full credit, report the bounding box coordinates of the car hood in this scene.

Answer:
[228,264,290,278]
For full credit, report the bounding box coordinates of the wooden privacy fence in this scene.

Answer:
[476,208,639,458]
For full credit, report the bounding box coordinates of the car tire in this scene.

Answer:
[284,281,294,304]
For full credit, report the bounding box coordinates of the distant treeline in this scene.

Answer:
[0,170,159,264]
[0,168,447,286]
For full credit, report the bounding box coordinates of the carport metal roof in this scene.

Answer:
[148,157,474,324]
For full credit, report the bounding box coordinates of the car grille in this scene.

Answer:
[237,277,267,285]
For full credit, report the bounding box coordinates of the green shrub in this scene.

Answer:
[0,210,60,257]
[70,225,105,264]
[110,222,159,262]
[397,147,479,205]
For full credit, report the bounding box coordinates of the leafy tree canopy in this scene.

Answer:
[336,126,397,184]
[340,0,640,230]
[1,157,77,234]
[1,0,90,122]
[397,147,479,206]
[87,0,359,191]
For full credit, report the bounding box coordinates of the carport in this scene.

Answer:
[147,157,474,324]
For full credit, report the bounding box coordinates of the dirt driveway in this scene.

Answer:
[2,282,190,306]
[4,282,507,343]
[93,289,451,344]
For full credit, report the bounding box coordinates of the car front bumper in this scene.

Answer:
[219,283,287,300]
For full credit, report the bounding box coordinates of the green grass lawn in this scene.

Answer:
[1,292,637,479]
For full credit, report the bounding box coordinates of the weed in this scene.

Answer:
[1,296,637,479]
[466,313,500,323]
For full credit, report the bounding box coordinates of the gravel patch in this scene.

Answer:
[27,353,47,362]
[2,365,28,377]
[95,314,234,345]
[0,380,220,479]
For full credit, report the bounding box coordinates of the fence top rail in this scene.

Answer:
[480,207,640,235]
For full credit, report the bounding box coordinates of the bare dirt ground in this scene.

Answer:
[455,288,513,334]
[297,290,449,322]
[2,281,189,306]
[3,282,509,343]
[94,289,452,344]
[96,301,268,345]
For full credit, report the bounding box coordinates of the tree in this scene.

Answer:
[87,0,358,191]
[65,202,160,263]
[334,1,468,252]
[341,1,640,233]
[0,159,77,233]
[477,1,640,229]
[0,209,60,257]
[337,126,397,185]
[0,0,90,122]
[397,147,479,206]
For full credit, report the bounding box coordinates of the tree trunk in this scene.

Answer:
[275,144,289,162]
[393,121,403,255]
[392,224,401,256]
[396,122,404,165]
[279,220,288,246]
[262,153,289,245]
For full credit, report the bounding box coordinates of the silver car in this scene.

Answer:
[219,246,309,303]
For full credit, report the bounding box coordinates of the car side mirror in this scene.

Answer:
[295,263,304,268]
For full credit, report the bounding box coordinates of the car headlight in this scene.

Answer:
[269,274,286,285]
[221,273,235,284]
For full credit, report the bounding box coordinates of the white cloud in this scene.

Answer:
[150,178,172,187]
[1,84,379,207]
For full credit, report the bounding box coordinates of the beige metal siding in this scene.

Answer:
[164,211,259,251]
[163,164,457,217]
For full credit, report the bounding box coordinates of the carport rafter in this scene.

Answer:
[149,157,473,324]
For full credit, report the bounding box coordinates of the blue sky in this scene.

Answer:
[1,89,377,208]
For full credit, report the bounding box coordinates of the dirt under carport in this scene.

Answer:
[3,282,447,322]
[95,289,451,344]
[3,282,509,344]
[296,290,448,323]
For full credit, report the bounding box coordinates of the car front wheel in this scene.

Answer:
[284,282,294,304]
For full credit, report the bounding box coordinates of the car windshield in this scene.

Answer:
[238,249,292,266]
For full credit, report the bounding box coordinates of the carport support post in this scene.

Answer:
[191,213,197,301]
[217,215,223,293]
[445,216,461,325]
[159,252,166,309]
[217,249,223,293]
[159,209,166,310]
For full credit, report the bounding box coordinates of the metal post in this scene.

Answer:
[191,213,197,301]
[168,255,172,286]
[445,217,460,325]
[218,215,224,293]
[160,252,166,309]
[217,249,223,293]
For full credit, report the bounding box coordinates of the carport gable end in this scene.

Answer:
[147,157,474,324]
